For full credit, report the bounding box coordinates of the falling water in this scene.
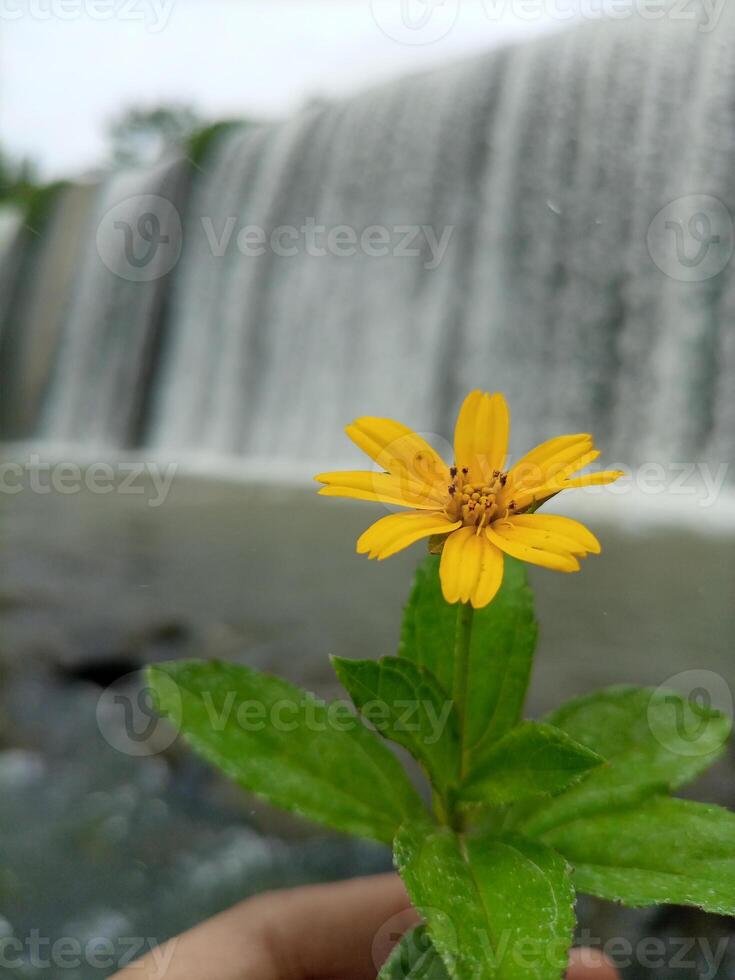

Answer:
[0,184,99,437]
[39,157,189,447]
[0,206,25,352]
[2,12,734,469]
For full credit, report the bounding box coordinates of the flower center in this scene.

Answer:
[446,465,513,529]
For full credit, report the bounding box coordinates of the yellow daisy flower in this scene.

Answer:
[315,391,623,609]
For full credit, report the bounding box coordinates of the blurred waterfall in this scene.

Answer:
[2,12,735,468]
[0,207,26,355]
[40,157,189,447]
[0,184,97,437]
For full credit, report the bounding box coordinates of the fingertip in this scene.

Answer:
[567,947,620,980]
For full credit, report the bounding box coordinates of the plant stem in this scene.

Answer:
[453,601,474,782]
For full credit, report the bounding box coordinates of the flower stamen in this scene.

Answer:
[446,463,509,528]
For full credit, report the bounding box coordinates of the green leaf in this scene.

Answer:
[543,796,735,915]
[400,555,537,754]
[460,722,604,806]
[394,823,575,980]
[399,557,455,694]
[517,686,730,836]
[332,656,459,793]
[148,660,426,843]
[379,926,450,980]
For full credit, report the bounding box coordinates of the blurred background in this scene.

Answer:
[1,1,734,977]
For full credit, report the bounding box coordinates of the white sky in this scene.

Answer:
[0,0,581,179]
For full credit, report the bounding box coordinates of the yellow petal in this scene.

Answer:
[501,454,619,511]
[453,391,482,471]
[507,514,601,554]
[496,519,597,559]
[525,468,625,509]
[497,524,586,557]
[357,512,461,560]
[506,434,595,492]
[545,449,601,484]
[346,417,448,489]
[457,532,486,604]
[439,526,476,604]
[453,390,510,481]
[316,471,445,510]
[558,470,625,490]
[510,432,592,471]
[487,525,580,573]
[470,537,505,609]
[438,527,504,607]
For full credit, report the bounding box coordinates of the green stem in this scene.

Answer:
[453,601,474,782]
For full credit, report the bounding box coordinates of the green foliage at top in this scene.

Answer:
[107,104,203,168]
[106,106,250,170]
[0,146,65,234]
[21,181,68,235]
[187,121,246,167]
[0,147,39,209]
